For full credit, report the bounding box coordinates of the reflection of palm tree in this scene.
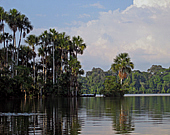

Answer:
[112,98,135,134]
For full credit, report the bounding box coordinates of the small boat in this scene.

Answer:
[80,94,96,97]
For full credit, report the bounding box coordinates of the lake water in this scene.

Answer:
[0,94,170,134]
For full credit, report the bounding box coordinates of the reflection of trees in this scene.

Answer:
[80,97,135,134]
[129,96,170,124]
[0,97,82,135]
[111,98,135,134]
[1,96,170,134]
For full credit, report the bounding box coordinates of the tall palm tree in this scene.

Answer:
[72,36,86,96]
[39,30,51,84]
[38,45,45,81]
[111,53,134,84]
[0,7,7,32]
[58,32,70,72]
[1,33,12,67]
[25,35,39,86]
[72,36,86,58]
[17,14,33,66]
[7,8,20,78]
[0,7,8,67]
[49,29,59,85]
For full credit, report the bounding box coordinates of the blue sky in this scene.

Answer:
[1,0,170,73]
[1,0,132,28]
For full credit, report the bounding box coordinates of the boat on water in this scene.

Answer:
[80,94,104,97]
[80,94,96,97]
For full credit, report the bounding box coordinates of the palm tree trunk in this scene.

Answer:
[11,32,16,78]
[53,44,55,85]
[42,56,45,82]
[121,79,123,85]
[3,26,6,67]
[75,49,78,96]
[33,53,35,86]
[17,29,22,67]
[45,52,47,84]
[6,41,8,67]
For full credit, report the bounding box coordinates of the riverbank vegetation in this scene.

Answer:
[0,7,86,98]
[79,65,170,95]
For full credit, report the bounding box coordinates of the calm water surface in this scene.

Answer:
[0,95,170,134]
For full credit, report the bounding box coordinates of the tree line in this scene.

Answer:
[79,65,170,95]
[79,53,134,97]
[0,7,86,98]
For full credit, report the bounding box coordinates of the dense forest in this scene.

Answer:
[0,7,86,98]
[79,65,170,94]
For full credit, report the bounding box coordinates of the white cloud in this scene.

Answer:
[90,2,105,9]
[134,0,170,8]
[31,1,170,72]
[78,14,91,18]
[69,1,170,72]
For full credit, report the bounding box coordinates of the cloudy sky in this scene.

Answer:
[1,0,170,73]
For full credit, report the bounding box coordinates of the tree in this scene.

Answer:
[7,8,20,78]
[17,14,33,67]
[25,35,39,86]
[39,30,51,84]
[0,7,8,66]
[72,36,86,96]
[112,53,134,84]
[0,32,12,67]
[49,29,59,85]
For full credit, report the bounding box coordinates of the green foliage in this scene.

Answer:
[126,65,170,94]
[0,6,86,98]
[80,65,170,95]
[102,76,123,97]
[78,67,114,94]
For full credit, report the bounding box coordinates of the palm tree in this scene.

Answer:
[72,36,86,96]
[39,30,51,84]
[17,14,33,67]
[49,29,59,85]
[72,36,86,58]
[25,35,39,86]
[38,45,45,81]
[112,53,134,84]
[1,33,12,67]
[0,7,8,67]
[7,8,20,78]
[58,32,70,72]
[0,7,7,32]
[19,45,34,67]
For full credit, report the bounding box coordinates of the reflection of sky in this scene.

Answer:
[81,118,115,135]
[135,123,170,135]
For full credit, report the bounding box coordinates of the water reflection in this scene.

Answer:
[0,96,170,134]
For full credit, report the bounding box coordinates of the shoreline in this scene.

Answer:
[124,93,170,97]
